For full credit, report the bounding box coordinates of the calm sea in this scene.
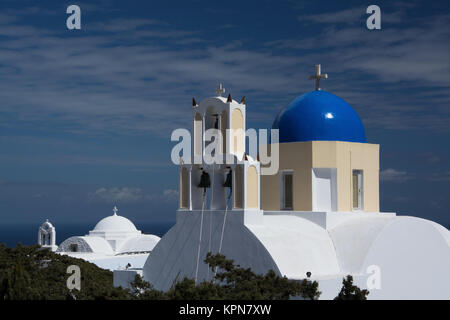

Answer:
[0,222,174,248]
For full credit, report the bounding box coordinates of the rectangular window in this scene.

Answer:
[352,170,363,210]
[282,171,293,210]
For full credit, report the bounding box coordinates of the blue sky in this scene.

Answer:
[0,0,449,229]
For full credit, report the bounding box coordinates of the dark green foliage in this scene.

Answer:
[128,273,167,300]
[0,244,131,300]
[334,275,369,300]
[0,244,321,300]
[166,277,222,300]
[204,252,321,300]
[128,252,321,300]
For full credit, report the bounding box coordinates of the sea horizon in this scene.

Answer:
[0,221,175,248]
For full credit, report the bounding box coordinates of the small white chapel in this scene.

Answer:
[39,206,160,272]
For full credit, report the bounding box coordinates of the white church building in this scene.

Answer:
[40,206,160,272]
[136,66,450,299]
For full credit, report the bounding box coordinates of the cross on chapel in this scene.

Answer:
[309,64,328,90]
[215,83,225,96]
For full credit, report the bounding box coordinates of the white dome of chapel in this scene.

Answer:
[93,214,138,232]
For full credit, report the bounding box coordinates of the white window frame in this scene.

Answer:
[312,168,338,212]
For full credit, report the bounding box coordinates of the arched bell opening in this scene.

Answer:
[196,169,212,210]
[198,170,211,190]
[223,168,232,189]
[233,165,244,209]
[205,106,219,131]
[221,167,233,208]
[193,113,203,160]
[190,165,204,210]
[39,232,46,246]
[180,167,189,209]
[220,110,228,155]
[38,221,56,247]
[204,106,220,158]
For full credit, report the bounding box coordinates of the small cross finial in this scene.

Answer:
[214,83,225,96]
[309,64,328,90]
[113,206,118,215]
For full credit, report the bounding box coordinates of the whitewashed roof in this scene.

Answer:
[57,208,161,258]
[57,235,114,255]
[118,234,161,254]
[93,214,138,232]
[248,215,341,279]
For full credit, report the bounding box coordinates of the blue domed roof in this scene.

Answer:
[272,90,366,143]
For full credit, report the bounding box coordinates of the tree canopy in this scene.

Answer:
[0,244,129,300]
[0,244,367,300]
[334,275,370,300]
[129,252,322,300]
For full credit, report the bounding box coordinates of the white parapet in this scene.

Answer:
[262,210,396,230]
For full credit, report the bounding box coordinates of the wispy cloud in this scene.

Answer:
[298,7,365,25]
[91,187,144,203]
[0,4,449,139]
[162,188,179,201]
[380,168,413,182]
[427,171,450,182]
[89,186,178,203]
[0,153,169,169]
[0,13,302,136]
[298,6,406,26]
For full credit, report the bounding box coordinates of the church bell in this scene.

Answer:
[198,171,211,190]
[223,169,232,189]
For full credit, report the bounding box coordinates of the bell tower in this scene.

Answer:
[192,83,246,163]
[178,84,260,212]
[38,219,58,252]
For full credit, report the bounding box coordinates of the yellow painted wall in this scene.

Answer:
[260,142,312,211]
[231,109,244,155]
[329,141,379,212]
[246,165,258,208]
[260,141,379,212]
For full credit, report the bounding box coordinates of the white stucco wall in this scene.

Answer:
[141,209,450,299]
[247,215,340,278]
[359,216,450,299]
[322,216,450,299]
[143,210,280,292]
